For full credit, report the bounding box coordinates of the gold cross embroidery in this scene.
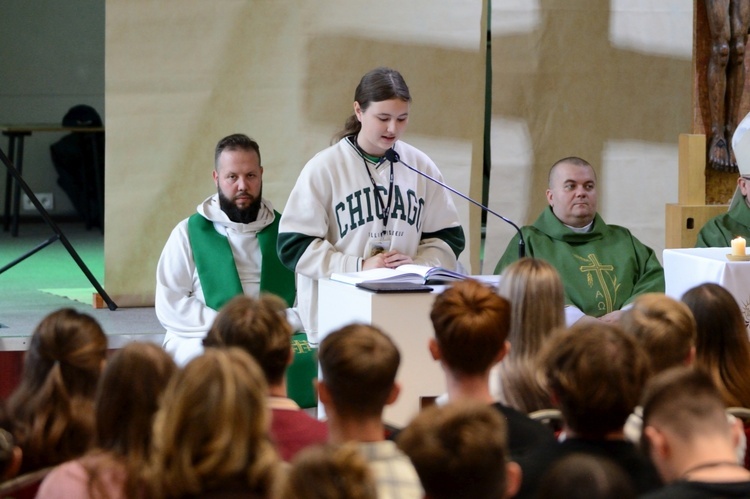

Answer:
[292,339,312,354]
[577,254,616,313]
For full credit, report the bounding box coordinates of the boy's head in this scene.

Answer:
[429,280,510,376]
[541,322,650,437]
[641,367,737,482]
[397,401,521,499]
[318,324,400,418]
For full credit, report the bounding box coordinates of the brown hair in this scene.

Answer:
[536,453,636,499]
[681,283,750,407]
[619,293,696,374]
[147,348,279,498]
[86,342,177,498]
[429,279,510,376]
[496,258,565,412]
[4,308,107,472]
[397,401,510,499]
[280,443,377,499]
[204,294,292,385]
[640,367,729,451]
[318,324,400,418]
[332,67,411,143]
[214,133,261,170]
[541,322,650,437]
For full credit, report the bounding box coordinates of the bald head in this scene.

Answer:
[546,157,598,228]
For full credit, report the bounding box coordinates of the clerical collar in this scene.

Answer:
[565,220,594,233]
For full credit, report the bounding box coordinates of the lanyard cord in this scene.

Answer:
[352,136,394,228]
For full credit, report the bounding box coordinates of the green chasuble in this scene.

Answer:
[696,201,750,248]
[494,207,664,317]
[188,211,296,310]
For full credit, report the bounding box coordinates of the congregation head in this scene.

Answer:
[680,282,750,408]
[203,293,293,386]
[496,257,565,358]
[280,442,377,499]
[541,321,650,437]
[148,347,278,497]
[94,342,177,460]
[397,401,520,499]
[429,279,510,376]
[317,323,400,418]
[535,453,636,499]
[619,293,696,374]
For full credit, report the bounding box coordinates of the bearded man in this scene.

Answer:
[155,133,299,365]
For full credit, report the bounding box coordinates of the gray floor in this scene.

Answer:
[0,221,164,351]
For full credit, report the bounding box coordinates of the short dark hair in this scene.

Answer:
[397,402,510,499]
[640,367,728,449]
[542,322,650,436]
[214,133,261,169]
[318,324,400,418]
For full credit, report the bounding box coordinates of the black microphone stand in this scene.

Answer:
[0,146,117,310]
[384,148,526,259]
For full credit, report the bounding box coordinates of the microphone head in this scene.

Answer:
[384,148,399,163]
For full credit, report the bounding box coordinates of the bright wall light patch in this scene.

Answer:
[610,0,692,58]
[492,0,541,36]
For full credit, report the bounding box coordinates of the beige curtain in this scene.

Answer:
[105,0,487,306]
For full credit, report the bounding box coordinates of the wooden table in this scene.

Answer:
[2,124,105,236]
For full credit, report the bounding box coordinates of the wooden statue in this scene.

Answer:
[706,0,750,172]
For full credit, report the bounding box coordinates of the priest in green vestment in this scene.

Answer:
[697,111,750,248]
[494,157,664,325]
[155,134,297,366]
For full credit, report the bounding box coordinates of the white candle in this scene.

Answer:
[732,236,746,256]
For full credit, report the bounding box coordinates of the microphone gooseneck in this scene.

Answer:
[384,148,526,259]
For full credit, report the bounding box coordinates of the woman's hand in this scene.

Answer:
[383,250,413,268]
[361,250,413,270]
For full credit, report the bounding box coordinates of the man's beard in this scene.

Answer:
[218,187,262,224]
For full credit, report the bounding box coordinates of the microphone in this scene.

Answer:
[383,148,526,259]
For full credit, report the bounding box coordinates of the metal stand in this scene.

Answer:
[0,146,117,310]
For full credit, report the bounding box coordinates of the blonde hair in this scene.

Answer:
[619,293,696,374]
[280,443,377,499]
[147,348,279,498]
[496,258,565,413]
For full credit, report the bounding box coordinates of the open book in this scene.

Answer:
[330,264,467,285]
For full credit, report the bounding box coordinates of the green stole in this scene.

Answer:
[187,211,295,310]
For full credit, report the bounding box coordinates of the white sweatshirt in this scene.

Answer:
[278,138,465,342]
